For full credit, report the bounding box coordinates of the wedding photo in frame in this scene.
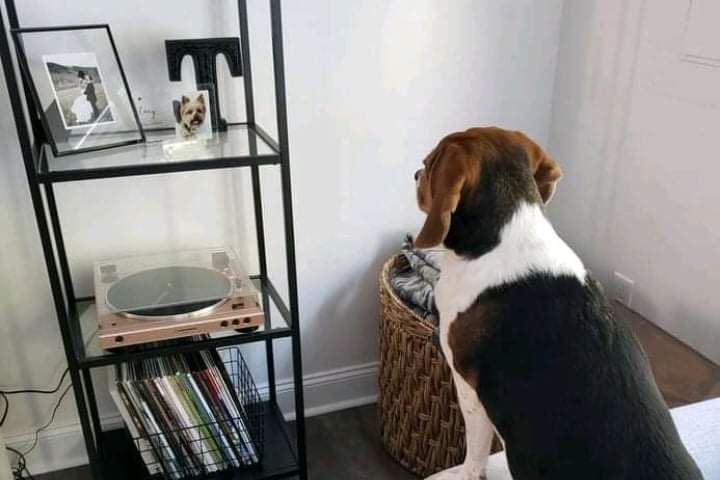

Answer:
[11,24,145,157]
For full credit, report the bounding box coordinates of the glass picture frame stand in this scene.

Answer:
[11,24,145,157]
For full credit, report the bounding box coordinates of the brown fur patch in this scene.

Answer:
[447,301,496,388]
[451,128,562,205]
[512,130,563,204]
[414,142,481,248]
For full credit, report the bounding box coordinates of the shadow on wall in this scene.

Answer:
[301,231,411,373]
[547,0,645,284]
[0,123,72,436]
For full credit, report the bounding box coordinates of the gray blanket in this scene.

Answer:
[389,235,442,325]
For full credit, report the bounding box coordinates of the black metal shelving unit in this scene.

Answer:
[0,1,307,479]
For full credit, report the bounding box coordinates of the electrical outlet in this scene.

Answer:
[612,272,634,307]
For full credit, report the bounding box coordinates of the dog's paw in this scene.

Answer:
[425,464,487,480]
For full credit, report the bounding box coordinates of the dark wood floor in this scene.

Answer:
[28,404,411,480]
[35,303,719,480]
[615,303,720,408]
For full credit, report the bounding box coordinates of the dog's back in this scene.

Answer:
[471,274,703,480]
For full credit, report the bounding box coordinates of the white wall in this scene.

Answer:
[548,0,720,363]
[0,0,563,473]
[278,0,563,374]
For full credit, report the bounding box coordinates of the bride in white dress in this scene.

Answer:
[71,75,93,125]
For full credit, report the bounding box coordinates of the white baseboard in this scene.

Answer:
[3,361,379,475]
[263,361,378,420]
[3,419,115,476]
[0,430,17,480]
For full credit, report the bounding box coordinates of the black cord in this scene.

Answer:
[22,464,35,480]
[5,447,23,465]
[6,446,25,477]
[0,367,70,430]
[0,369,69,396]
[0,391,8,427]
[6,446,35,480]
[0,367,72,478]
[21,384,73,456]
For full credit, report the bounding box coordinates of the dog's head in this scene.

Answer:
[414,127,562,252]
[179,94,207,132]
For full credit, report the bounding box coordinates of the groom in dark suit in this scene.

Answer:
[78,70,100,120]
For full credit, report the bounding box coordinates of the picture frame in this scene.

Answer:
[11,25,145,157]
[173,89,214,141]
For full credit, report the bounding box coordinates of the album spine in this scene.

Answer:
[109,345,263,479]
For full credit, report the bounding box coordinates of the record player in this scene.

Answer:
[95,248,264,350]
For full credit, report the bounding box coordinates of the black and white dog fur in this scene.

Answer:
[414,127,702,480]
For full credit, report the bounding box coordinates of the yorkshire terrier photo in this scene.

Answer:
[174,92,211,139]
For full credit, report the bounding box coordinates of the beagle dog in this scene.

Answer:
[416,128,702,480]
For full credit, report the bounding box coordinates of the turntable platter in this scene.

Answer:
[106,265,232,320]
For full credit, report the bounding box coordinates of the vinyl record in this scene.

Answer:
[106,265,232,320]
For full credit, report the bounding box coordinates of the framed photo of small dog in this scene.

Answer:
[173,90,212,140]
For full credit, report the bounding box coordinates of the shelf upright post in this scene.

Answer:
[3,0,43,143]
[238,0,278,407]
[0,2,102,479]
[43,185,78,332]
[269,1,308,478]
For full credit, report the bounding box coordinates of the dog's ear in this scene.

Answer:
[172,100,181,123]
[515,132,562,204]
[533,152,562,204]
[197,94,205,104]
[415,144,467,249]
[181,95,190,105]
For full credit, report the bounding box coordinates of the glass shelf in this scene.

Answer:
[73,277,292,368]
[37,123,280,183]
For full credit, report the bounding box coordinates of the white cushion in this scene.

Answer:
[485,397,720,479]
[672,397,720,479]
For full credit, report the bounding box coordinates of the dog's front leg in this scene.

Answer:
[426,371,495,480]
[455,371,495,479]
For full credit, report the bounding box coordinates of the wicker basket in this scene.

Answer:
[378,254,465,477]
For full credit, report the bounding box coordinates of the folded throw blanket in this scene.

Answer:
[389,235,442,325]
